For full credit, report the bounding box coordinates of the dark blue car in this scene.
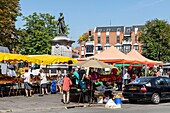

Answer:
[122,76,170,104]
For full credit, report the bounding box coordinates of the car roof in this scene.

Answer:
[138,76,169,79]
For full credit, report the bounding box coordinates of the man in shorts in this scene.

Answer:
[22,68,33,97]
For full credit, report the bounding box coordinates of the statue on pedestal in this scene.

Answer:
[50,13,75,57]
[57,12,66,35]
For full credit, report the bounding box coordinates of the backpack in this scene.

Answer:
[50,80,57,93]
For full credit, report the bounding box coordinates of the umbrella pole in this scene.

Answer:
[89,67,94,105]
[145,64,147,77]
[122,63,124,85]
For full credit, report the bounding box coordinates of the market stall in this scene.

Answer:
[0,52,41,97]
[77,46,143,64]
[71,58,118,103]
[127,49,163,76]
[0,53,78,97]
[126,49,163,65]
[27,54,77,65]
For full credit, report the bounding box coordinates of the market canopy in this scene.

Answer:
[72,58,117,69]
[0,52,40,64]
[27,55,77,65]
[78,46,143,64]
[126,49,163,65]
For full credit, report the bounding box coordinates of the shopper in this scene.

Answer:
[56,68,63,94]
[73,68,79,85]
[22,68,33,97]
[78,67,86,81]
[62,73,72,104]
[123,68,129,85]
[39,69,49,95]
[116,74,122,91]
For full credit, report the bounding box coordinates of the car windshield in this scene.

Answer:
[130,78,152,84]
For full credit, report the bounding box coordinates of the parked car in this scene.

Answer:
[122,76,170,104]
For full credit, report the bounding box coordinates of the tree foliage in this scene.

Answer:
[19,12,69,55]
[138,19,170,62]
[78,33,93,44]
[0,0,21,50]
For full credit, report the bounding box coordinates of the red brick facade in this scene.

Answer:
[80,25,143,58]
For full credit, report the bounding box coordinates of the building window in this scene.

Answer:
[134,45,139,50]
[124,36,131,41]
[96,46,102,51]
[135,36,138,43]
[117,28,121,32]
[86,45,94,53]
[106,36,109,43]
[106,28,111,32]
[117,35,120,43]
[115,45,122,51]
[98,29,102,32]
[104,45,111,50]
[127,28,130,33]
[98,36,101,44]
[123,44,131,53]
[141,44,145,51]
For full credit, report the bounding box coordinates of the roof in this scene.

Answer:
[79,46,142,64]
[127,49,163,65]
[95,25,143,33]
[95,26,124,32]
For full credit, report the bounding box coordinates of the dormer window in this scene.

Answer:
[117,28,121,32]
[127,28,130,33]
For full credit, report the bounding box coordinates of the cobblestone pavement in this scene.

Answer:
[0,91,125,112]
[0,93,86,112]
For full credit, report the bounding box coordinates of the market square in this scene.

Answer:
[0,0,170,113]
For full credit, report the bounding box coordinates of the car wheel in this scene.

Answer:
[129,99,137,103]
[151,93,160,104]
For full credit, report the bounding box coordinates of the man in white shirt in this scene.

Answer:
[123,68,129,85]
[22,68,32,97]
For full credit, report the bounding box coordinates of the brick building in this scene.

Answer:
[80,25,143,58]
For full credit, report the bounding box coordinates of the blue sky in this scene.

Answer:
[16,0,170,47]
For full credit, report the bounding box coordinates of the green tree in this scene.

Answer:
[138,19,170,62]
[19,12,69,55]
[0,0,21,51]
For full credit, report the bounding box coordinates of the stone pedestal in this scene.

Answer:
[50,35,75,58]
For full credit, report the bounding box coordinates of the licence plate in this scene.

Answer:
[129,87,137,90]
